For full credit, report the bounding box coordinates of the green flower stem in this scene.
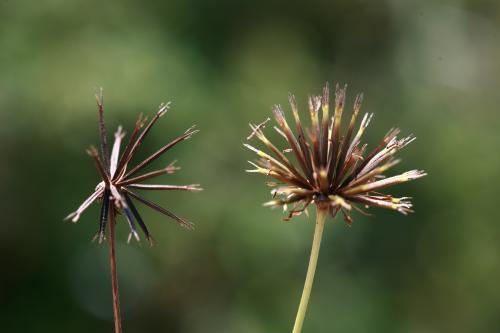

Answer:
[292,208,328,333]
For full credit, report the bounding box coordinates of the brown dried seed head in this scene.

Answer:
[246,82,426,223]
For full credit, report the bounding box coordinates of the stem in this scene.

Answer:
[109,208,123,333]
[292,208,328,333]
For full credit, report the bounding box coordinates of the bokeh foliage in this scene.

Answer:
[1,0,500,332]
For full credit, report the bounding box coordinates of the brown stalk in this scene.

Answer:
[108,207,122,333]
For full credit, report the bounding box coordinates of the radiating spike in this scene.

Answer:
[308,95,322,171]
[326,84,347,180]
[110,126,125,177]
[246,128,311,187]
[320,83,330,167]
[64,186,104,223]
[113,114,147,180]
[123,205,140,243]
[124,193,153,245]
[244,143,294,176]
[275,103,313,180]
[342,170,427,196]
[350,126,399,179]
[118,104,173,177]
[357,134,415,177]
[118,162,179,186]
[124,188,195,230]
[95,87,110,172]
[87,146,110,184]
[127,184,203,191]
[97,188,111,244]
[124,127,198,179]
[347,159,401,188]
[332,92,363,188]
[349,194,414,214]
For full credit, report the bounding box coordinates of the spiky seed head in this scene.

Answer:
[246,82,426,223]
[65,94,201,245]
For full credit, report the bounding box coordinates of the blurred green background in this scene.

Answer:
[1,0,500,332]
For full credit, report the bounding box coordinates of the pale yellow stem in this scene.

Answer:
[292,208,328,333]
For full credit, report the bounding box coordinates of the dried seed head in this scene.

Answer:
[246,82,426,223]
[65,95,201,244]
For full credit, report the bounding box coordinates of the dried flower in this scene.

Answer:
[245,83,426,333]
[246,83,426,222]
[64,90,201,333]
[65,90,201,244]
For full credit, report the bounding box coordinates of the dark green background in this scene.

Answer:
[1,0,499,332]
